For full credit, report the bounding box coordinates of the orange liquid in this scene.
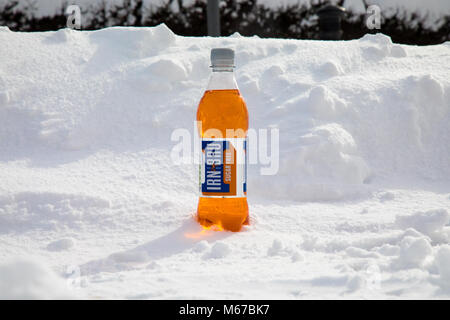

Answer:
[196,89,249,232]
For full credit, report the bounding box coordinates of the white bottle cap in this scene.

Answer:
[211,48,234,68]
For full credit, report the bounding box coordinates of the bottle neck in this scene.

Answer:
[206,68,238,91]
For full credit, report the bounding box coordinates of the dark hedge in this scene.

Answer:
[0,0,449,45]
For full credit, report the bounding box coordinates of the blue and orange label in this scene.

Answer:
[200,138,246,197]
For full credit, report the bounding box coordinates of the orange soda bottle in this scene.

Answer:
[196,48,249,232]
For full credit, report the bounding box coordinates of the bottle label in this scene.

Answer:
[200,138,247,198]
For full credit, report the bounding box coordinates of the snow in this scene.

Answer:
[0,258,75,299]
[393,236,433,269]
[0,24,450,299]
[203,242,231,259]
[396,209,450,242]
[432,246,450,291]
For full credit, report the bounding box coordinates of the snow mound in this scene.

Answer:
[432,246,450,291]
[393,235,433,269]
[0,258,74,299]
[203,242,231,259]
[1,25,449,202]
[1,24,450,299]
[396,209,450,242]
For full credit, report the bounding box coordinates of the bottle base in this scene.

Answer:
[196,197,249,232]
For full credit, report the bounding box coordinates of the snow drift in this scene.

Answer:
[0,24,449,299]
[0,258,74,299]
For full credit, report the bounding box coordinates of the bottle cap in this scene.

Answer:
[211,48,234,68]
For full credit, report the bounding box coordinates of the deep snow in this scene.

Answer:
[0,24,449,299]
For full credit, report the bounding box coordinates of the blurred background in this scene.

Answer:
[0,0,449,45]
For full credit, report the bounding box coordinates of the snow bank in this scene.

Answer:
[0,24,449,299]
[1,26,449,202]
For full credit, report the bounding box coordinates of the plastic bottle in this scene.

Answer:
[196,48,249,232]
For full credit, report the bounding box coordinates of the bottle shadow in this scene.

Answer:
[80,217,232,276]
